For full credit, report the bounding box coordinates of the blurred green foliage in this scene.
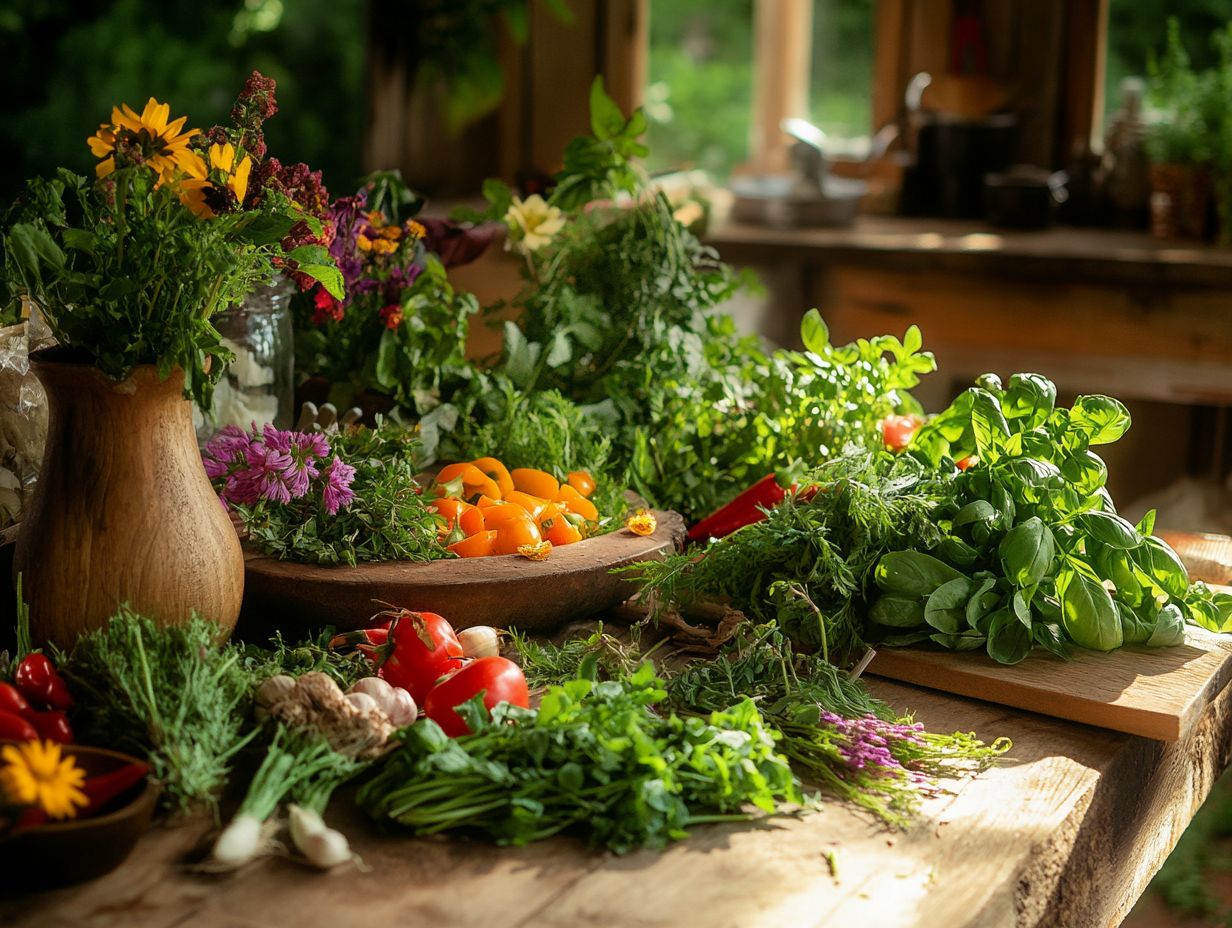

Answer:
[1105,0,1232,118]
[643,0,874,178]
[0,0,365,202]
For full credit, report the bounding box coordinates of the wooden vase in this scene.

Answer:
[13,351,244,648]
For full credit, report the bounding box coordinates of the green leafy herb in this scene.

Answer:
[58,607,254,815]
[358,664,799,853]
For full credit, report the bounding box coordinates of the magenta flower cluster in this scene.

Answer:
[203,424,356,515]
[820,711,927,781]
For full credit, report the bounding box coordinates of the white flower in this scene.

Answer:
[504,194,565,253]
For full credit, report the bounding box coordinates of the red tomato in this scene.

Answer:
[423,657,530,737]
[0,682,31,716]
[376,611,466,704]
[0,709,38,741]
[881,414,924,452]
[956,455,977,471]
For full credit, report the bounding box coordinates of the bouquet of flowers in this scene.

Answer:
[293,172,479,416]
[1,72,342,407]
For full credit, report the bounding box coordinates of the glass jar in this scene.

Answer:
[0,317,50,534]
[196,277,296,440]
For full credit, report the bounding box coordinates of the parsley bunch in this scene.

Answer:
[357,664,800,853]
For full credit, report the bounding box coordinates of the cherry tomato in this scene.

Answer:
[377,611,466,704]
[956,455,977,471]
[881,414,924,452]
[493,513,543,555]
[510,468,559,500]
[14,653,73,710]
[470,457,514,498]
[0,682,32,717]
[448,529,497,558]
[423,656,530,737]
[0,709,38,741]
[459,506,486,536]
[556,484,599,522]
[566,471,596,498]
[505,491,549,520]
[26,709,72,744]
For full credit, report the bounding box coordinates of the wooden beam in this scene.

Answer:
[1062,0,1110,155]
[748,0,813,174]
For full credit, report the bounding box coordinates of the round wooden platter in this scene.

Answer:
[240,510,685,633]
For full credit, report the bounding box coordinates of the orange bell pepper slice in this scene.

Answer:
[470,457,514,498]
[566,471,596,498]
[511,467,559,500]
[556,484,599,522]
[448,529,497,557]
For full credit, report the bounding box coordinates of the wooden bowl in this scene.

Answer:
[0,744,158,890]
[241,509,685,632]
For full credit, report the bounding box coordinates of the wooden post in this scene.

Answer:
[748,0,814,174]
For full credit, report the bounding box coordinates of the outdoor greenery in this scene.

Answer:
[0,0,365,202]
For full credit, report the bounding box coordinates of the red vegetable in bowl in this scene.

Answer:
[0,682,31,716]
[14,653,73,711]
[0,709,38,741]
[26,709,73,744]
[423,656,530,737]
[80,761,150,817]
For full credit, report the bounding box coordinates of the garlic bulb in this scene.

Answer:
[458,625,501,659]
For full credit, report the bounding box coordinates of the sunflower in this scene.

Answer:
[87,97,199,181]
[0,740,88,820]
[178,142,253,218]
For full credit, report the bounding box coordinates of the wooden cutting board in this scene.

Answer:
[868,598,1232,741]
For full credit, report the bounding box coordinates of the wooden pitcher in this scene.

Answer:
[13,350,244,648]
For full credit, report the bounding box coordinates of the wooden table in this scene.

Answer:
[8,671,1232,928]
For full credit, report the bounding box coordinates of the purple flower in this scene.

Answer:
[244,442,296,504]
[203,424,254,478]
[321,456,356,515]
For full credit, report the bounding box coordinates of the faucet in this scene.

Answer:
[781,118,827,190]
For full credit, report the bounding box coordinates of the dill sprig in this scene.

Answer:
[59,607,255,816]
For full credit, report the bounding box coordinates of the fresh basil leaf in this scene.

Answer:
[1145,602,1185,648]
[929,631,986,651]
[868,594,926,629]
[1132,536,1189,599]
[986,608,1033,664]
[1060,450,1108,496]
[1075,511,1142,550]
[1069,394,1132,445]
[970,389,1011,461]
[934,535,981,568]
[924,577,973,634]
[1057,570,1122,651]
[965,579,1000,630]
[953,499,996,528]
[1033,621,1071,660]
[1011,587,1034,628]
[1135,509,1157,537]
[1003,373,1057,430]
[874,551,965,597]
[1114,601,1151,645]
[998,517,1056,587]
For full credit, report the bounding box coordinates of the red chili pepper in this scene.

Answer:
[0,682,31,717]
[13,654,73,711]
[0,709,38,741]
[15,807,47,830]
[328,625,391,663]
[687,474,792,543]
[79,761,149,818]
[25,709,72,744]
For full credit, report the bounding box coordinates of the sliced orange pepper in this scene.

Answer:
[492,512,542,555]
[482,502,533,527]
[511,467,559,500]
[434,463,500,502]
[460,506,486,536]
[542,511,583,545]
[431,497,471,523]
[556,484,599,522]
[448,529,497,557]
[566,471,596,498]
[476,494,505,509]
[505,490,549,520]
[470,457,514,498]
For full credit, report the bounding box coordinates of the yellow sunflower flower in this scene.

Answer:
[87,97,199,182]
[0,740,88,820]
[178,142,253,219]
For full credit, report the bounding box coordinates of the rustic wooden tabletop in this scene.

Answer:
[7,668,1231,928]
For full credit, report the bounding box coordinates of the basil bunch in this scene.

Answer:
[868,373,1232,664]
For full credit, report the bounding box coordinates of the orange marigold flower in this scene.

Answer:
[380,304,403,329]
[405,219,427,240]
[517,540,553,561]
[626,509,657,537]
[379,224,402,240]
[369,237,398,256]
